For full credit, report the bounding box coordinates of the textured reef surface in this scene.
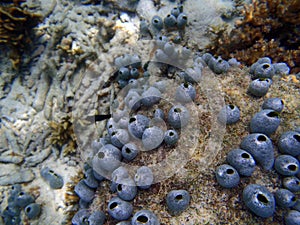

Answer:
[0,0,299,224]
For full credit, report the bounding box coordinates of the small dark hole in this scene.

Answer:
[98,152,105,159]
[257,135,267,142]
[167,14,171,17]
[262,64,270,69]
[175,194,183,201]
[117,184,123,191]
[267,111,278,118]
[137,215,149,223]
[174,108,181,113]
[26,207,31,213]
[218,59,222,63]
[226,168,234,174]
[294,134,300,142]
[241,153,250,159]
[125,148,131,153]
[49,170,55,173]
[129,117,136,123]
[229,105,235,110]
[19,192,24,196]
[111,131,116,136]
[296,180,300,185]
[257,193,269,204]
[82,217,89,223]
[288,164,297,171]
[159,36,163,40]
[280,100,284,105]
[291,196,296,202]
[109,125,113,128]
[183,83,189,88]
[182,16,187,20]
[154,19,159,23]
[169,132,174,136]
[109,202,118,209]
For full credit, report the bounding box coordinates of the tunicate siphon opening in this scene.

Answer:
[82,217,89,223]
[291,196,296,202]
[241,153,250,159]
[229,105,235,110]
[257,135,267,142]
[98,152,105,159]
[19,192,24,196]
[117,184,123,191]
[26,207,31,213]
[154,19,159,24]
[175,194,183,201]
[288,164,297,171]
[109,202,118,209]
[169,132,174,136]
[267,111,278,118]
[111,131,116,136]
[174,108,181,113]
[183,83,189,88]
[262,64,270,69]
[226,168,234,174]
[125,148,131,153]
[137,215,148,223]
[257,193,269,204]
[294,134,300,142]
[129,117,136,123]
[167,14,171,17]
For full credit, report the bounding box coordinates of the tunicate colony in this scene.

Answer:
[215,57,300,222]
[1,2,297,224]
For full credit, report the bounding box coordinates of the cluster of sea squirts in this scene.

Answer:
[71,50,208,224]
[215,57,300,224]
[70,41,299,223]
[1,184,41,224]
